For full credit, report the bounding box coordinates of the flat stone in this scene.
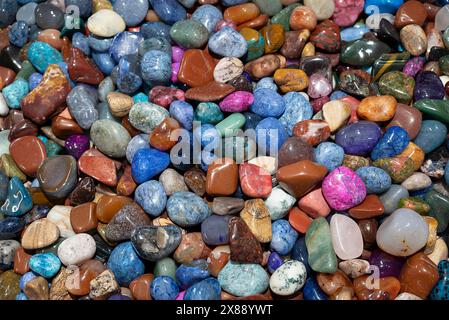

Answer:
[57,233,96,266]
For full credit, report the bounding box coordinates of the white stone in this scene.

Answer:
[395,292,423,300]
[269,260,306,296]
[330,214,364,260]
[159,168,188,196]
[87,9,126,37]
[436,5,449,31]
[304,0,334,20]
[0,240,20,267]
[0,130,10,156]
[376,208,428,257]
[47,205,75,238]
[401,172,432,191]
[339,259,370,278]
[427,237,449,266]
[213,57,243,83]
[440,75,449,86]
[57,233,96,266]
[0,93,9,117]
[248,156,277,175]
[264,186,296,220]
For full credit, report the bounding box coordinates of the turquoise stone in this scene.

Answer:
[27,41,63,73]
[271,3,300,31]
[413,120,447,154]
[341,39,391,67]
[217,261,269,297]
[195,102,224,125]
[29,253,61,278]
[430,260,449,300]
[215,113,246,137]
[0,177,33,217]
[133,92,148,103]
[413,99,449,125]
[425,190,449,233]
[305,217,337,273]
[2,78,29,109]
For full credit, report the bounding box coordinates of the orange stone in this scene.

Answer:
[66,259,107,296]
[78,150,118,187]
[260,24,285,54]
[9,136,46,177]
[0,66,16,90]
[173,232,211,264]
[37,29,63,50]
[349,195,385,219]
[354,275,401,300]
[206,157,239,196]
[95,195,133,223]
[117,164,137,196]
[288,207,313,233]
[149,117,181,151]
[224,3,260,25]
[290,6,317,31]
[129,274,154,300]
[236,14,269,31]
[297,188,330,218]
[178,48,219,88]
[70,202,98,233]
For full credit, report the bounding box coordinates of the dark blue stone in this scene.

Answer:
[107,241,145,286]
[138,37,172,57]
[116,54,142,94]
[28,72,42,91]
[371,126,410,161]
[0,0,18,28]
[88,35,113,52]
[140,22,172,41]
[291,237,311,274]
[221,0,247,5]
[91,51,116,75]
[0,171,8,203]
[131,148,170,184]
[243,112,262,131]
[303,277,327,300]
[255,117,289,156]
[335,121,382,156]
[108,294,132,300]
[175,259,210,290]
[414,71,445,101]
[72,32,90,56]
[150,275,179,300]
[184,277,221,300]
[267,252,283,273]
[149,0,187,25]
[109,31,144,62]
[270,219,298,256]
[0,217,24,240]
[251,88,286,118]
[8,21,29,48]
[200,215,232,246]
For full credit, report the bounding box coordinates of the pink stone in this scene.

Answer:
[330,213,364,260]
[239,163,272,198]
[149,86,185,108]
[297,188,331,218]
[311,96,330,112]
[332,0,364,27]
[403,57,425,78]
[219,91,254,113]
[322,166,367,211]
[176,291,186,300]
[172,47,185,63]
[307,73,332,99]
[172,62,180,83]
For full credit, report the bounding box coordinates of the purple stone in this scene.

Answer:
[335,121,382,156]
[413,71,445,101]
[267,252,284,273]
[108,294,132,300]
[308,73,332,99]
[65,134,90,159]
[369,248,405,278]
[403,56,425,78]
[172,46,185,63]
[200,215,232,246]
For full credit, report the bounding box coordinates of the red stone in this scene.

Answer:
[67,47,104,85]
[78,150,118,187]
[310,20,341,53]
[239,163,272,198]
[9,136,46,177]
[149,86,185,108]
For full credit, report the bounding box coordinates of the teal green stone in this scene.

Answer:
[252,0,283,16]
[245,31,265,62]
[2,78,29,109]
[271,3,301,31]
[341,39,391,67]
[0,177,33,217]
[15,60,36,81]
[195,102,224,125]
[378,71,415,103]
[170,20,209,49]
[305,217,337,273]
[220,136,257,163]
[154,257,177,280]
[215,113,246,138]
[218,261,269,297]
[60,17,84,38]
[44,139,63,157]
[425,190,449,233]
[439,55,449,76]
[413,99,449,124]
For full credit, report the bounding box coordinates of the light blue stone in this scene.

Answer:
[107,242,145,286]
[134,180,167,218]
[28,72,42,91]
[222,0,247,5]
[96,102,120,122]
[140,21,172,41]
[192,4,223,33]
[330,90,348,100]
[166,191,211,227]
[133,92,148,103]
[66,85,99,130]
[371,126,410,161]
[126,134,150,163]
[255,117,288,156]
[72,32,90,56]
[150,276,179,300]
[29,253,61,278]
[217,261,269,297]
[27,41,63,73]
[92,51,116,75]
[2,78,29,109]
[193,123,221,149]
[314,142,344,171]
[175,259,210,290]
[113,0,148,26]
[16,292,28,300]
[256,77,277,91]
[0,177,33,217]
[169,100,194,130]
[141,50,172,84]
[184,277,221,300]
[279,92,313,135]
[341,26,370,42]
[270,219,298,255]
[109,31,144,62]
[250,88,285,118]
[356,166,392,194]
[19,271,37,290]
[208,27,248,58]
[414,120,448,153]
[88,35,113,52]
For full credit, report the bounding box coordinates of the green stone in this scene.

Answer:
[90,119,131,158]
[425,190,449,233]
[0,154,26,182]
[371,52,410,82]
[252,0,283,16]
[379,71,414,104]
[215,113,246,138]
[0,270,21,300]
[439,55,449,76]
[195,102,224,125]
[0,213,4,221]
[154,257,177,280]
[44,139,64,157]
[220,136,257,163]
[413,99,449,124]
[271,3,301,31]
[243,29,265,62]
[305,217,337,273]
[398,197,430,215]
[373,157,414,183]
[61,17,85,38]
[341,39,391,67]
[15,60,36,81]
[170,20,209,49]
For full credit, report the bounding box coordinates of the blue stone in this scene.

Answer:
[267,252,283,273]
[335,121,382,156]
[170,100,194,131]
[0,0,18,28]
[371,126,410,161]
[27,41,63,73]
[250,88,285,118]
[149,0,187,25]
[0,171,8,202]
[430,260,449,300]
[340,26,370,42]
[96,101,120,122]
[208,27,248,58]
[184,277,221,300]
[279,92,312,135]
[270,220,298,255]
[201,215,232,246]
[131,148,170,184]
[138,37,172,57]
[113,0,148,26]
[109,31,144,62]
[28,72,42,91]
[176,259,210,290]
[107,242,145,286]
[255,117,289,156]
[243,112,262,131]
[356,166,392,194]
[15,2,36,26]
[150,276,179,300]
[303,277,327,300]
[193,123,221,149]
[116,54,142,94]
[291,237,311,274]
[29,253,61,278]
[16,292,28,300]
[141,50,172,85]
[166,191,211,227]
[256,77,278,91]
[8,21,29,48]
[414,120,448,154]
[330,90,348,100]
[92,51,116,75]
[67,85,99,130]
[314,142,345,171]
[64,0,92,18]
[0,217,25,240]
[133,92,148,103]
[0,177,33,217]
[191,4,223,33]
[200,150,217,172]
[2,78,29,109]
[221,0,247,6]
[88,35,113,52]
[126,134,149,163]
[19,271,37,290]
[134,180,167,218]
[140,22,172,41]
[364,0,403,14]
[72,32,90,56]
[218,261,269,297]
[195,102,224,125]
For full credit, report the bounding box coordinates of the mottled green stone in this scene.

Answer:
[15,60,36,81]
[342,155,370,171]
[305,217,337,273]
[154,257,177,280]
[252,0,283,16]
[373,157,414,183]
[425,190,449,233]
[271,3,301,31]
[195,102,224,125]
[44,139,64,157]
[170,20,209,49]
[215,113,246,137]
[379,71,414,103]
[398,197,431,215]
[60,17,85,38]
[413,99,449,124]
[439,55,449,76]
[245,31,265,62]
[0,270,21,300]
[341,39,391,67]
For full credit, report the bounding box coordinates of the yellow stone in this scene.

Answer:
[397,142,425,171]
[357,95,397,122]
[301,42,315,57]
[423,216,438,254]
[273,68,309,93]
[92,0,113,12]
[322,100,352,132]
[240,199,272,243]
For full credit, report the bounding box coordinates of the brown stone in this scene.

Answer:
[240,199,272,243]
[317,270,354,299]
[386,103,422,140]
[0,66,16,90]
[185,81,235,101]
[67,47,104,85]
[9,136,46,177]
[278,136,314,168]
[70,202,98,233]
[358,218,378,249]
[206,157,238,196]
[66,259,107,296]
[394,0,427,29]
[0,270,21,300]
[207,246,230,277]
[51,116,84,139]
[236,14,269,31]
[229,216,263,264]
[348,195,385,219]
[184,167,206,196]
[24,276,49,300]
[13,247,31,275]
[21,219,60,250]
[68,177,96,207]
[49,267,74,300]
[129,273,154,300]
[37,29,63,50]
[178,48,219,88]
[244,54,281,80]
[173,232,211,264]
[8,119,38,141]
[117,164,137,196]
[276,160,328,198]
[223,3,259,25]
[280,30,309,59]
[89,269,120,300]
[212,197,244,215]
[107,92,133,117]
[95,195,133,223]
[354,275,401,300]
[105,203,151,242]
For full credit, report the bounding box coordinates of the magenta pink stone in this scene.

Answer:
[176,291,186,300]
[172,47,185,63]
[332,0,364,27]
[219,91,254,112]
[322,166,367,211]
[307,73,333,99]
[172,62,180,83]
[403,57,425,78]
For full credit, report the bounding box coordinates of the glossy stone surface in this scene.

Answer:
[305,218,337,274]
